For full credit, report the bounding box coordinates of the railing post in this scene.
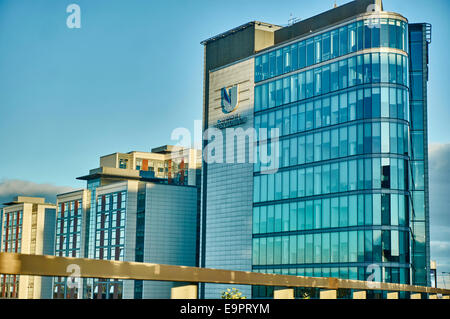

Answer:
[320,289,337,299]
[171,285,198,299]
[352,291,366,299]
[387,292,399,299]
[273,288,294,299]
[410,293,421,299]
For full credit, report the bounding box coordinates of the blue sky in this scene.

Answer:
[0,0,449,287]
[0,0,448,187]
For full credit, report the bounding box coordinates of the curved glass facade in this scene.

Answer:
[255,18,408,83]
[252,14,413,288]
[255,52,408,112]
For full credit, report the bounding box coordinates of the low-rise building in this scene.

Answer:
[0,196,56,299]
[53,146,201,299]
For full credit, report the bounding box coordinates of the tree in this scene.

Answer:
[221,288,247,299]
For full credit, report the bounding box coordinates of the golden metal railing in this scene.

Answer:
[0,252,449,299]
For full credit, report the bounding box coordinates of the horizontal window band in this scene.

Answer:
[253,189,410,207]
[252,225,410,237]
[253,153,410,176]
[252,262,411,270]
[254,83,409,117]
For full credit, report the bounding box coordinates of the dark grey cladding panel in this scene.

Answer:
[275,0,383,45]
[204,24,256,73]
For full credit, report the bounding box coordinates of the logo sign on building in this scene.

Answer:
[215,114,247,129]
[221,85,239,114]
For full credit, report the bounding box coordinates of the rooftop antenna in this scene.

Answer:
[288,13,301,26]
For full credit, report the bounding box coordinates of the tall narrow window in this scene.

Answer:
[322,32,331,61]
[372,53,380,83]
[306,70,313,98]
[299,41,306,69]
[283,46,291,74]
[331,62,339,91]
[276,49,283,76]
[348,57,357,87]
[291,43,298,71]
[339,59,348,89]
[322,65,330,94]
[306,39,314,67]
[314,35,322,64]
[349,23,357,52]
[331,30,339,59]
[314,68,322,96]
[363,54,371,84]
[340,26,348,55]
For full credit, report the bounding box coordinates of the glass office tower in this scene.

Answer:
[201,0,431,299]
[253,14,430,291]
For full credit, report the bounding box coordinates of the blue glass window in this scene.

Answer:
[322,164,330,194]
[339,93,348,123]
[322,32,331,61]
[339,26,348,55]
[283,77,291,105]
[314,100,322,129]
[331,30,339,59]
[298,73,305,100]
[339,59,348,89]
[331,62,339,91]
[322,97,331,127]
[349,23,357,53]
[363,54,372,83]
[389,54,397,83]
[339,161,348,192]
[298,202,305,230]
[371,19,380,48]
[283,46,291,74]
[306,102,314,131]
[276,49,283,76]
[299,41,306,69]
[314,35,322,64]
[357,21,364,50]
[364,20,372,49]
[306,39,314,66]
[322,232,331,263]
[291,43,298,70]
[269,51,276,78]
[262,54,269,81]
[372,87,381,118]
[322,65,330,94]
[322,130,330,160]
[348,57,357,87]
[276,79,283,106]
[305,70,314,98]
[314,68,322,96]
[389,19,397,49]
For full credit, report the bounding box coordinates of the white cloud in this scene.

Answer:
[0,179,75,205]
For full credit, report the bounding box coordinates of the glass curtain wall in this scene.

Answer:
[253,15,412,297]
